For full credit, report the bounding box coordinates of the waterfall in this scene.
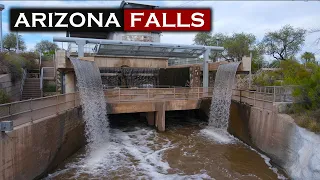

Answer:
[209,62,240,129]
[70,58,109,148]
[100,67,159,88]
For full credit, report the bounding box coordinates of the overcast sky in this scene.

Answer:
[1,0,320,61]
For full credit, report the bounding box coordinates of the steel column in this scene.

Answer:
[203,48,210,88]
[76,40,86,57]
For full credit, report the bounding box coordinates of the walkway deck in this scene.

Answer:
[0,87,292,131]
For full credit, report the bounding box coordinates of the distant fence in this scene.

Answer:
[0,86,292,128]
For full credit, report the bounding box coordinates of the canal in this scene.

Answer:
[45,112,287,180]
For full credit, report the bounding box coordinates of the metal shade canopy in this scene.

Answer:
[53,37,224,58]
[53,36,224,88]
[97,44,206,58]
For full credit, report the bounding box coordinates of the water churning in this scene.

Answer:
[209,62,240,129]
[70,58,109,148]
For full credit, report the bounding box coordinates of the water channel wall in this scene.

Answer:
[2,97,320,180]
[0,107,85,180]
[200,99,320,180]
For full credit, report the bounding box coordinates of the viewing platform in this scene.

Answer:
[0,86,292,131]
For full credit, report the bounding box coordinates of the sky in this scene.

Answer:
[1,0,320,62]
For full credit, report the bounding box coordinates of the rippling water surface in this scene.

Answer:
[46,115,287,180]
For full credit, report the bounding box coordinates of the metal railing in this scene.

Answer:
[0,87,292,128]
[105,87,214,102]
[0,87,213,127]
[0,93,81,127]
[40,68,44,97]
[232,88,293,111]
[19,69,27,100]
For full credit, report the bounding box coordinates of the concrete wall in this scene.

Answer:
[159,67,190,87]
[95,56,168,68]
[55,50,168,69]
[0,108,85,180]
[229,101,320,180]
[0,74,21,102]
[65,71,76,93]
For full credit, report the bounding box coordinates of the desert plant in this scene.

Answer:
[0,90,10,104]
[43,82,56,92]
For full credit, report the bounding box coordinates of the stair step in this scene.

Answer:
[23,86,40,88]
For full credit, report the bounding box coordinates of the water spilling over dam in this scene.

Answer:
[70,58,109,147]
[209,62,240,129]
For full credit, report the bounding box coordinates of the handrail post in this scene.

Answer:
[118,88,121,101]
[74,93,76,107]
[198,87,200,98]
[174,87,175,99]
[262,91,265,109]
[273,86,276,102]
[147,88,150,101]
[9,103,11,118]
[30,100,33,123]
[56,95,59,114]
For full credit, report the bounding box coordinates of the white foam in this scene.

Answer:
[47,128,213,179]
[200,127,237,144]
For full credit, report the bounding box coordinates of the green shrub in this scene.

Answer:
[43,82,56,92]
[297,118,320,133]
[0,52,40,83]
[4,54,25,83]
[0,90,10,104]
[19,52,39,69]
[254,59,320,112]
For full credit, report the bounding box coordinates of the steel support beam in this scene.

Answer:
[53,37,224,52]
[203,49,210,88]
[76,40,87,57]
[0,5,3,52]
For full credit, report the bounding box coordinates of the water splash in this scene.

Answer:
[70,58,109,148]
[209,62,240,129]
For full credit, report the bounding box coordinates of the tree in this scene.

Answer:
[223,33,256,61]
[194,32,214,46]
[35,40,58,55]
[301,51,316,64]
[194,32,261,62]
[251,44,268,72]
[194,32,227,61]
[3,33,26,51]
[262,25,306,61]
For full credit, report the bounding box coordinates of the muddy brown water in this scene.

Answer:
[45,114,287,180]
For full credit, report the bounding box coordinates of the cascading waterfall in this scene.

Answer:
[100,67,159,88]
[70,58,109,148]
[209,62,240,129]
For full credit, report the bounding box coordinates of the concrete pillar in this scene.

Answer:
[155,102,166,132]
[146,112,155,126]
[65,71,76,93]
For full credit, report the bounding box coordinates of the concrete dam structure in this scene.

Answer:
[1,35,319,180]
